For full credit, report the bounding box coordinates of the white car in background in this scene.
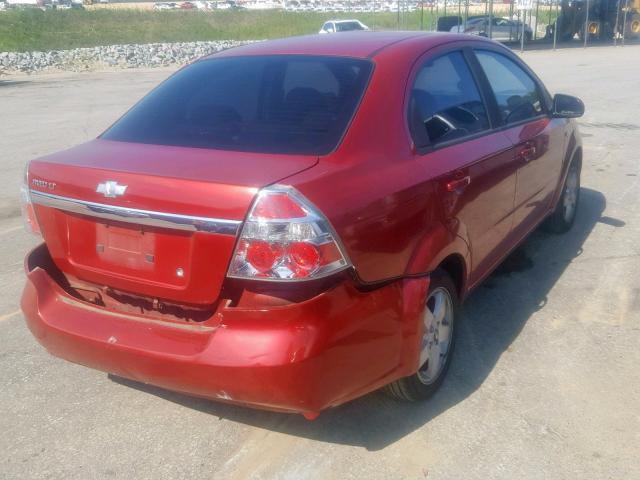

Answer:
[319,19,370,34]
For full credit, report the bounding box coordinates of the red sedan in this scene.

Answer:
[20,32,584,419]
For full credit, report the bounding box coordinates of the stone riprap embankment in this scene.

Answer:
[0,40,254,73]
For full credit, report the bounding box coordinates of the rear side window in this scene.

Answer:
[409,51,490,147]
[475,50,544,124]
[102,56,372,155]
[336,22,364,31]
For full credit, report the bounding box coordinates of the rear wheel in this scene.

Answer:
[542,158,581,233]
[384,270,458,401]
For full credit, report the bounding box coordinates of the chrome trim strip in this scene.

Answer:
[30,190,242,235]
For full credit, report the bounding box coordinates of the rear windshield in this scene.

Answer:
[102,55,373,155]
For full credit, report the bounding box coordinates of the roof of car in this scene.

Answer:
[208,31,484,60]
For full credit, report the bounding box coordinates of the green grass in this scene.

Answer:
[0,9,445,52]
[0,6,550,52]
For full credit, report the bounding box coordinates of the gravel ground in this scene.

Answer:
[1,45,639,479]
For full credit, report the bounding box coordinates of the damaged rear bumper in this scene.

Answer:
[21,243,429,414]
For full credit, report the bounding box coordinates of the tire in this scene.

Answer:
[542,158,581,234]
[384,269,459,402]
[626,14,640,39]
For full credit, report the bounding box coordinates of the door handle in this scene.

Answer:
[518,143,537,162]
[446,175,471,192]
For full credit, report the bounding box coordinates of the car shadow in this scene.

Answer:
[110,187,614,451]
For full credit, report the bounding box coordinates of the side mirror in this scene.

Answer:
[552,94,585,118]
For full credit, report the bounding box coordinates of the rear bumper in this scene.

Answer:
[21,244,429,414]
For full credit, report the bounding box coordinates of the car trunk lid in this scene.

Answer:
[29,139,318,305]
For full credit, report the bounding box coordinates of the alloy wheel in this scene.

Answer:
[417,287,454,385]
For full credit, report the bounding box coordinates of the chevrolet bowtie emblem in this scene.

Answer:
[96,181,127,198]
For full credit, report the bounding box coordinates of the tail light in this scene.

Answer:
[227,185,351,281]
[20,164,41,236]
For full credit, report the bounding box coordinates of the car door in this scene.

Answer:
[474,48,566,237]
[491,18,513,41]
[505,20,520,41]
[491,18,504,40]
[408,47,519,287]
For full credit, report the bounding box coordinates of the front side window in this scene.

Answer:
[475,50,544,125]
[409,51,490,147]
[102,55,372,155]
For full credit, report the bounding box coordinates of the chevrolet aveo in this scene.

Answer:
[20,32,584,419]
